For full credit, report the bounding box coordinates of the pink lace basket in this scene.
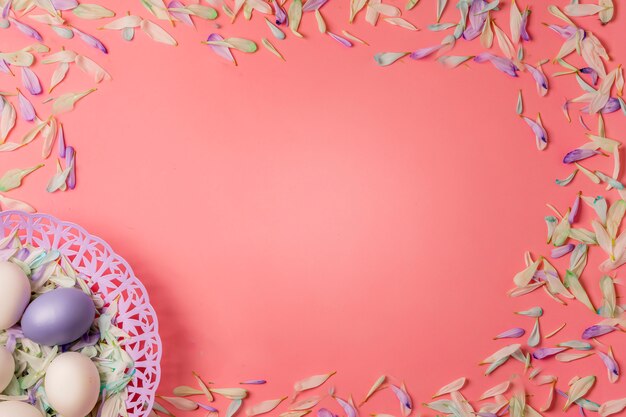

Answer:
[0,211,162,417]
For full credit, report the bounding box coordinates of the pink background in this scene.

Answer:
[3,1,626,415]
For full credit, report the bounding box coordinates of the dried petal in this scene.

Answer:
[433,377,465,398]
[494,328,525,339]
[21,67,42,95]
[0,164,44,191]
[582,324,617,339]
[140,19,178,45]
[247,397,287,416]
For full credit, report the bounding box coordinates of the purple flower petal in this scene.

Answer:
[66,146,76,189]
[27,379,43,405]
[15,247,30,261]
[9,18,43,41]
[18,90,36,122]
[58,123,66,158]
[597,351,619,377]
[328,32,352,47]
[21,67,42,95]
[206,33,235,63]
[563,149,601,164]
[494,327,525,339]
[532,347,567,360]
[569,193,580,224]
[317,408,337,417]
[582,325,617,339]
[547,24,577,39]
[272,0,287,24]
[551,244,575,258]
[69,331,100,350]
[525,63,548,92]
[474,53,518,77]
[168,1,194,26]
[463,0,488,40]
[72,27,108,54]
[51,0,79,10]
[410,44,442,60]
[390,384,412,410]
[520,8,531,41]
[601,98,621,113]
[239,379,267,384]
[580,67,599,85]
[302,0,329,12]
[521,116,547,142]
[335,397,357,417]
[198,403,219,412]
[562,99,571,122]
[1,0,10,19]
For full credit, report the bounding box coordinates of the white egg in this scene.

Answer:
[44,352,101,417]
[0,261,31,330]
[0,346,15,393]
[0,400,43,417]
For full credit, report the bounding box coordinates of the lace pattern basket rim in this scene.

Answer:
[0,210,162,417]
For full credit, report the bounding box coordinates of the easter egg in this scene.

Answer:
[21,288,96,346]
[0,346,16,392]
[0,346,15,392]
[44,352,101,417]
[0,261,31,330]
[0,401,43,417]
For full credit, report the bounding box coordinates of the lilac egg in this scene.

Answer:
[21,288,96,346]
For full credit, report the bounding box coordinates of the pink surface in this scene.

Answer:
[3,0,626,415]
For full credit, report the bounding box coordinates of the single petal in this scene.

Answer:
[532,347,567,360]
[205,34,236,63]
[582,325,617,339]
[159,396,199,411]
[17,90,36,121]
[597,350,619,380]
[521,115,547,143]
[525,63,548,96]
[410,44,442,60]
[328,32,352,47]
[52,88,97,114]
[65,146,76,189]
[374,52,408,66]
[72,3,115,19]
[248,397,288,417]
[361,375,385,405]
[494,327,525,339]
[72,27,108,53]
[21,67,42,95]
[52,0,79,10]
[432,377,465,397]
[569,193,581,223]
[0,193,36,212]
[390,384,412,415]
[335,396,357,417]
[551,244,575,258]
[8,18,43,40]
[0,164,44,191]
[293,372,336,395]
